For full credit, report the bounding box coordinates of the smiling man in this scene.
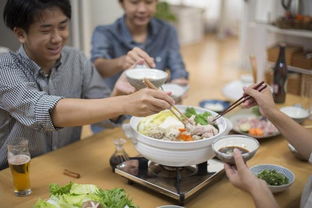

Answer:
[0,0,174,169]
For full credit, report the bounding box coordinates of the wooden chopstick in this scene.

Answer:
[63,169,80,178]
[212,82,267,122]
[142,79,191,126]
[249,56,257,83]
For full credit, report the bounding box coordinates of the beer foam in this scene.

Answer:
[8,155,30,165]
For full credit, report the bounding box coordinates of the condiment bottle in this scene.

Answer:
[109,138,129,172]
[272,43,288,104]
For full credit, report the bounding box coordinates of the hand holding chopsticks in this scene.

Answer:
[143,78,192,127]
[212,81,267,122]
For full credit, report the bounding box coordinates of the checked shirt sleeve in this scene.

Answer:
[0,55,62,131]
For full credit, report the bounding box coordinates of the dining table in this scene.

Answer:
[0,94,311,208]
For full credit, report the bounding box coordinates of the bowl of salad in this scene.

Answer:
[250,164,295,193]
[33,182,138,208]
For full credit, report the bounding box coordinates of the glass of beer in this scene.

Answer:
[7,139,31,196]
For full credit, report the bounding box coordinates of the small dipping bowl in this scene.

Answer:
[212,135,260,164]
[126,68,168,90]
[280,106,309,124]
[250,164,295,193]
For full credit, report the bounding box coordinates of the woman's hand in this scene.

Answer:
[123,88,175,117]
[225,149,279,208]
[241,84,278,118]
[224,149,264,194]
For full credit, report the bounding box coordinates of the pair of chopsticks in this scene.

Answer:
[143,78,192,127]
[212,81,267,122]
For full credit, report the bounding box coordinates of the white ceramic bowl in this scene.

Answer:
[280,106,309,123]
[125,68,168,90]
[212,135,259,164]
[127,105,232,167]
[162,83,188,103]
[250,164,295,193]
[199,100,231,113]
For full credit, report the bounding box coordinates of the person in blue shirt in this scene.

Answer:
[91,0,189,91]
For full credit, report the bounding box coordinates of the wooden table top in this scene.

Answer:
[1,94,311,208]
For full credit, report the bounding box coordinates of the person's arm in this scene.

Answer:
[243,86,312,160]
[0,61,174,130]
[52,88,173,127]
[91,26,155,77]
[93,56,127,78]
[224,149,279,208]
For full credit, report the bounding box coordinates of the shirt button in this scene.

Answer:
[156,57,162,63]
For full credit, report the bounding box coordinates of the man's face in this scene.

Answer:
[121,0,157,27]
[16,7,69,66]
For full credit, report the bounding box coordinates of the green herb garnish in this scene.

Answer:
[257,169,289,186]
[184,107,211,125]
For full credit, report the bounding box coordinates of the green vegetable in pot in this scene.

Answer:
[184,107,211,125]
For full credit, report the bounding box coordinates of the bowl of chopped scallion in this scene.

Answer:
[250,164,295,193]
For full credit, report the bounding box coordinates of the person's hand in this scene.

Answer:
[124,88,175,117]
[241,84,277,118]
[224,149,263,193]
[113,71,136,95]
[170,78,189,86]
[120,47,155,70]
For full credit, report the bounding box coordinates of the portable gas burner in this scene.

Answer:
[115,157,224,205]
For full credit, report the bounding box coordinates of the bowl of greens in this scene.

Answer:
[250,164,295,193]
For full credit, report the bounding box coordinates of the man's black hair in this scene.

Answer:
[3,0,71,32]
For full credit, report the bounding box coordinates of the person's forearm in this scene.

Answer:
[267,108,312,159]
[94,57,125,78]
[250,180,279,208]
[51,97,127,127]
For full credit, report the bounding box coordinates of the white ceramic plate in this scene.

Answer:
[226,108,280,139]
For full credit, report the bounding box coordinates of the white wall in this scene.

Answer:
[0,0,19,50]
[165,0,242,37]
[80,0,123,57]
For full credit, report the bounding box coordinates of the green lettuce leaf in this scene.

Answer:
[34,183,138,208]
[49,182,72,195]
[33,199,57,208]
[70,183,98,195]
